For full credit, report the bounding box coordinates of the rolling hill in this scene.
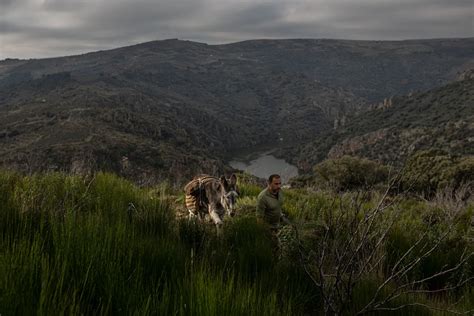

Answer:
[1,38,473,182]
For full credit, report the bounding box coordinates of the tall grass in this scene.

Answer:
[0,170,472,315]
[0,171,309,315]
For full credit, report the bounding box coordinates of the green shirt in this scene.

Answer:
[256,188,283,228]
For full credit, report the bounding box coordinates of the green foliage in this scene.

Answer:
[222,216,275,279]
[0,170,306,315]
[450,156,474,190]
[236,173,264,198]
[282,188,333,221]
[386,224,470,291]
[314,156,389,191]
[401,150,474,194]
[0,169,472,315]
[401,150,454,194]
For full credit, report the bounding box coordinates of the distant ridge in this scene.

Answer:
[0,38,473,183]
[290,68,474,171]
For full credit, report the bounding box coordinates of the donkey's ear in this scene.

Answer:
[220,175,229,190]
[229,174,237,186]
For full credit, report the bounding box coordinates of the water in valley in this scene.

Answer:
[229,153,298,184]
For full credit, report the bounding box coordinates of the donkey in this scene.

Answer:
[184,174,239,231]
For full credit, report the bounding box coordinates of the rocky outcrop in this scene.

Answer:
[328,129,389,159]
[296,72,474,168]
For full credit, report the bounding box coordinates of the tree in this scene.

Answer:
[314,156,389,191]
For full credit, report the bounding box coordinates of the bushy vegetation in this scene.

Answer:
[0,170,473,315]
[311,156,389,191]
[401,150,474,195]
[292,152,473,198]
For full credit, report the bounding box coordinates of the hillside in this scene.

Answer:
[1,38,473,181]
[290,70,474,170]
[1,170,473,314]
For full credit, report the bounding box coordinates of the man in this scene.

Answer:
[256,174,291,230]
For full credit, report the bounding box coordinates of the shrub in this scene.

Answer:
[400,150,453,194]
[450,156,474,190]
[401,150,474,195]
[314,156,389,191]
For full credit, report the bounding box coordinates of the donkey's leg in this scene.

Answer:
[186,194,200,222]
[188,209,197,219]
[209,209,224,235]
[209,210,223,225]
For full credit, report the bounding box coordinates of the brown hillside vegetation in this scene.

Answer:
[1,38,473,182]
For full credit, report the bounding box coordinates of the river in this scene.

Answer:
[229,153,298,184]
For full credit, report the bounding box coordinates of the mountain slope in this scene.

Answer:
[0,38,473,181]
[291,70,474,171]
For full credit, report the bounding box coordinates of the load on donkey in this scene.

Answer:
[184,174,239,231]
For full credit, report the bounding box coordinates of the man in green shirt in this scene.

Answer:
[256,174,290,230]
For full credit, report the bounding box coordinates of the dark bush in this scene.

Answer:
[401,150,474,195]
[400,150,453,194]
[314,156,389,191]
[450,156,474,190]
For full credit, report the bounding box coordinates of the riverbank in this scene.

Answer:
[229,152,298,184]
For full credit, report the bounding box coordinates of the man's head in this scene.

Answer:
[267,174,282,194]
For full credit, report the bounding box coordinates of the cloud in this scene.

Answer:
[0,0,472,59]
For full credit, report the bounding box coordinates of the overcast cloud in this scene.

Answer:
[0,0,473,59]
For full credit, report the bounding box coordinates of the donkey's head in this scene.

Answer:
[219,174,239,217]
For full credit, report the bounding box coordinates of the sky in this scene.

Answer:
[1,0,473,59]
